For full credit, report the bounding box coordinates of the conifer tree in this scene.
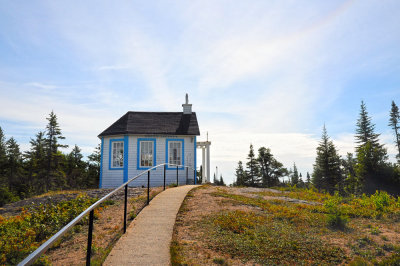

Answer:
[312,125,342,194]
[198,165,203,184]
[66,145,86,188]
[389,100,400,162]
[342,153,360,194]
[257,147,286,187]
[87,144,101,187]
[0,127,7,187]
[235,161,245,186]
[306,172,311,187]
[220,175,226,186]
[24,131,47,193]
[291,163,299,186]
[246,144,259,186]
[6,137,24,195]
[354,101,388,193]
[44,111,68,191]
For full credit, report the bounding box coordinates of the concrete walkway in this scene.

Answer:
[104,185,198,266]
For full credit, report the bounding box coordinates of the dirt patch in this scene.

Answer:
[225,186,322,205]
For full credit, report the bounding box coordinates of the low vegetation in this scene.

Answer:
[0,187,162,265]
[172,185,400,265]
[0,194,98,265]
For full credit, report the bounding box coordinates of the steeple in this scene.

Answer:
[182,93,192,114]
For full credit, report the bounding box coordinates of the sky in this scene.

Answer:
[0,0,399,185]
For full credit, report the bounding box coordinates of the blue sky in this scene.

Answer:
[0,0,399,184]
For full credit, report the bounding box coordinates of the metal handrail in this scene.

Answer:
[18,163,198,266]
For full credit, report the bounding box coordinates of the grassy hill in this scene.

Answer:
[171,185,400,265]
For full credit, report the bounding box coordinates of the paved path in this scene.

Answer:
[104,185,198,266]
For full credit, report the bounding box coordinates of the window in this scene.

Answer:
[140,141,154,167]
[169,141,182,165]
[111,141,124,168]
[137,138,156,169]
[166,139,184,169]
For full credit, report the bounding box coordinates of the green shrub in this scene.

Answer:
[371,191,391,212]
[0,194,98,265]
[0,186,20,207]
[324,194,348,230]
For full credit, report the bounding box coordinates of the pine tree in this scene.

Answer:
[87,143,101,188]
[306,172,311,187]
[246,144,259,186]
[291,163,299,186]
[213,173,217,184]
[24,131,47,193]
[0,127,7,188]
[235,161,245,186]
[342,153,360,194]
[389,100,400,162]
[44,111,68,191]
[220,175,226,186]
[6,137,25,196]
[312,125,342,194]
[257,147,287,187]
[198,165,203,184]
[0,131,19,205]
[355,101,388,193]
[66,145,86,188]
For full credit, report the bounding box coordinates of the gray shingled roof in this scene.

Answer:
[98,112,200,137]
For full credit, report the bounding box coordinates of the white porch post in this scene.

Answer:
[206,145,210,182]
[202,147,206,183]
[197,140,211,184]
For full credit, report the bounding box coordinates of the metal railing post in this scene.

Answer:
[86,210,94,266]
[163,164,166,190]
[176,166,178,186]
[186,167,188,185]
[123,184,128,233]
[147,171,150,205]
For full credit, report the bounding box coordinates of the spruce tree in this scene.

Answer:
[6,137,24,195]
[0,127,7,188]
[246,144,259,186]
[306,172,311,187]
[235,161,245,186]
[312,125,342,194]
[24,131,47,193]
[291,163,299,186]
[66,145,86,188]
[354,101,388,193]
[389,100,400,162]
[342,153,360,194]
[87,144,101,187]
[198,165,203,184]
[257,147,287,187]
[44,111,68,191]
[220,175,226,186]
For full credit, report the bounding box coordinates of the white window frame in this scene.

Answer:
[169,141,182,166]
[110,140,124,169]
[166,139,184,169]
[138,139,156,169]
